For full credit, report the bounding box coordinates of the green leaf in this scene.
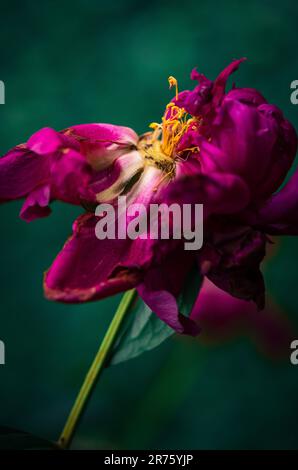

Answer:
[108,264,203,366]
[108,298,174,366]
[0,426,58,450]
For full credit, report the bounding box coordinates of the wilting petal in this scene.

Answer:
[66,123,138,171]
[175,58,245,117]
[0,147,50,202]
[44,191,181,303]
[202,101,275,182]
[206,263,265,310]
[137,250,200,335]
[92,150,144,203]
[0,123,140,220]
[212,58,246,106]
[199,99,296,199]
[50,149,95,205]
[198,224,267,309]
[174,59,296,204]
[175,83,213,117]
[256,104,297,198]
[20,184,51,222]
[44,213,142,302]
[27,127,79,155]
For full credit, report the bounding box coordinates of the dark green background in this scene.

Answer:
[1,0,298,449]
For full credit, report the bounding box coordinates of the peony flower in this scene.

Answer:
[0,59,297,335]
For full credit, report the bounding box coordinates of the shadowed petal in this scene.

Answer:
[198,225,266,309]
[20,184,51,222]
[137,250,200,335]
[192,278,294,358]
[158,172,250,216]
[251,165,298,235]
[50,148,95,204]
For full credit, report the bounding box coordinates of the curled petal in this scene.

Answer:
[212,58,246,106]
[92,150,144,203]
[198,226,267,309]
[20,184,51,222]
[44,213,142,303]
[0,123,139,221]
[66,123,138,171]
[0,147,50,202]
[137,250,200,335]
[175,58,245,117]
[27,127,79,155]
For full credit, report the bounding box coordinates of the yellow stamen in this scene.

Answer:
[149,122,160,129]
[138,75,201,180]
[168,76,178,100]
[160,103,198,158]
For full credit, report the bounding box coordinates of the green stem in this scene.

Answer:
[58,288,137,449]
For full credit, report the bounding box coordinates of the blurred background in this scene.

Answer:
[1,0,298,450]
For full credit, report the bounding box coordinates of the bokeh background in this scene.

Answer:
[1,0,298,450]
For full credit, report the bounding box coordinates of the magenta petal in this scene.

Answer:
[199,98,297,199]
[176,58,246,117]
[44,213,142,303]
[203,101,276,182]
[2,123,140,215]
[137,251,200,335]
[69,123,138,143]
[224,87,266,106]
[50,149,95,204]
[90,150,144,203]
[0,147,50,201]
[212,58,246,105]
[203,172,251,214]
[20,184,51,222]
[67,123,138,171]
[198,227,266,309]
[192,278,255,324]
[27,128,64,155]
[254,166,298,235]
[137,285,198,335]
[159,172,250,216]
[191,278,294,358]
